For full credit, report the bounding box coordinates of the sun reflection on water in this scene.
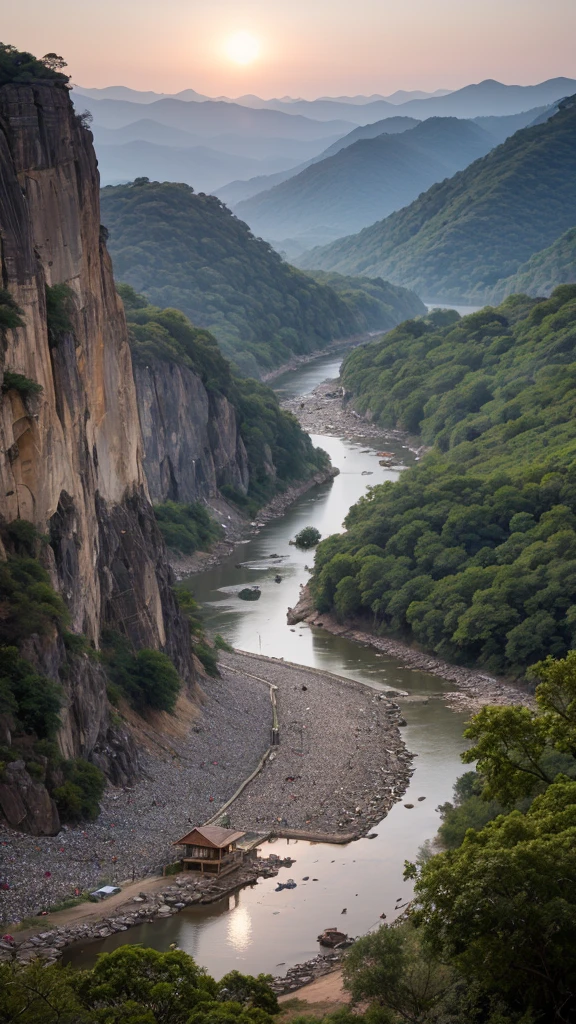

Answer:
[227,905,252,951]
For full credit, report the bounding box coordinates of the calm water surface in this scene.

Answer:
[65,352,471,977]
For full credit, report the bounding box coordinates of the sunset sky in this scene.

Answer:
[5,0,576,97]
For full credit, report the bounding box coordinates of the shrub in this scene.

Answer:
[0,288,24,331]
[294,526,322,549]
[0,43,70,85]
[154,501,222,555]
[3,519,42,556]
[102,634,181,714]
[54,758,106,822]
[0,556,69,644]
[1,371,42,399]
[214,634,234,652]
[0,646,63,738]
[194,641,219,677]
[45,283,74,346]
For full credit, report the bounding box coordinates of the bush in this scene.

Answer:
[154,501,222,555]
[0,288,24,332]
[54,758,106,822]
[194,641,219,677]
[0,555,69,644]
[294,526,322,549]
[1,371,42,399]
[3,519,43,556]
[45,283,74,346]
[102,634,182,714]
[214,634,234,652]
[0,646,63,738]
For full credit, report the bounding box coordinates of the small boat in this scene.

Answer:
[376,451,395,458]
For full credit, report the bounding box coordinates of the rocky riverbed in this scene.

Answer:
[0,670,271,925]
[283,380,428,458]
[1,649,411,926]
[218,651,412,836]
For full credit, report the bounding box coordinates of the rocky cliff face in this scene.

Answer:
[0,81,195,832]
[133,360,249,503]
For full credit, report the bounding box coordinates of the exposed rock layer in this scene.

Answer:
[0,81,194,832]
[133,359,249,503]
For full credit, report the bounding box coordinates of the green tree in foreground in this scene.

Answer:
[462,650,576,803]
[411,779,576,1022]
[0,947,279,1024]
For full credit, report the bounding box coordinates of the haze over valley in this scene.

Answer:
[2,1,576,1016]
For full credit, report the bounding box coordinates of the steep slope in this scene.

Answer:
[0,69,194,830]
[100,179,425,377]
[489,228,576,300]
[119,286,332,510]
[310,287,576,678]
[298,97,576,302]
[236,118,497,246]
[215,117,419,207]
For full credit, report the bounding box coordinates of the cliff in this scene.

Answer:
[133,360,249,503]
[0,80,195,833]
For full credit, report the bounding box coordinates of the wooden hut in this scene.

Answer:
[173,825,246,875]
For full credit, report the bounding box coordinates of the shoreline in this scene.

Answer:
[260,334,373,383]
[288,585,532,713]
[1,648,410,933]
[170,465,338,578]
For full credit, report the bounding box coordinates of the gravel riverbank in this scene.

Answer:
[1,649,409,925]
[218,651,412,836]
[0,670,271,925]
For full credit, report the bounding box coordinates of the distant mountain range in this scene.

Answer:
[233,117,518,250]
[296,97,576,302]
[75,78,576,123]
[76,78,575,196]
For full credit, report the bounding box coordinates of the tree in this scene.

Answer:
[294,526,322,549]
[41,53,67,71]
[412,780,576,1022]
[343,922,454,1024]
[462,651,576,804]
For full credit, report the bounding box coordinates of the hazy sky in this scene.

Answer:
[5,0,576,97]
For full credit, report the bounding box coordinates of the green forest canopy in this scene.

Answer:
[297,96,576,304]
[311,285,576,677]
[101,179,424,377]
[120,286,330,511]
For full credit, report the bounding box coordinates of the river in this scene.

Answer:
[66,345,475,978]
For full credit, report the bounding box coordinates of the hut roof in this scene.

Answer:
[173,824,246,848]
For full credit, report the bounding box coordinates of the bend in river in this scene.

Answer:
[65,348,474,978]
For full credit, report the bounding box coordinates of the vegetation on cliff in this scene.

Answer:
[102,179,424,377]
[0,43,69,86]
[0,529,106,824]
[311,286,576,677]
[298,97,576,302]
[121,287,331,514]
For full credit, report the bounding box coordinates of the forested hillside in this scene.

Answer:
[120,286,331,511]
[236,118,496,246]
[311,286,576,677]
[490,226,576,300]
[298,97,576,302]
[101,179,424,376]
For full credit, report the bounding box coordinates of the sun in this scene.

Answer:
[224,31,261,66]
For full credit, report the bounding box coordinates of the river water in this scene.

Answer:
[65,348,473,978]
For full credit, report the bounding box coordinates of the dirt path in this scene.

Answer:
[279,969,347,1004]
